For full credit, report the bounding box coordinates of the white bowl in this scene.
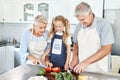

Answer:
[28,76,47,80]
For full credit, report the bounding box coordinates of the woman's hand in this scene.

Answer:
[27,55,39,64]
[40,55,46,64]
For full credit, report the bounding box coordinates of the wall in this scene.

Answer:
[1,0,120,43]
[104,1,120,55]
[0,23,4,41]
[0,23,31,42]
[0,23,77,42]
[105,0,120,9]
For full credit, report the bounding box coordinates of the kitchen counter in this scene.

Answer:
[0,64,120,80]
[0,41,20,47]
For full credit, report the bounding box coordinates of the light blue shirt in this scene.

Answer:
[20,28,48,64]
[73,16,115,72]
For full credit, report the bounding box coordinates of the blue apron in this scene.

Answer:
[50,34,66,69]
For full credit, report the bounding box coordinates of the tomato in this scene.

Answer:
[44,67,52,73]
[52,67,60,72]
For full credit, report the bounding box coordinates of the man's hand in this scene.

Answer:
[70,57,79,69]
[64,63,69,70]
[73,61,89,73]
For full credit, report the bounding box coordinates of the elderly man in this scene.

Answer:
[70,2,114,73]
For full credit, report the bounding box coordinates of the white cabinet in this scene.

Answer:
[23,1,35,22]
[3,3,12,22]
[48,0,67,23]
[23,0,67,23]
[23,0,50,23]
[0,0,24,23]
[0,0,67,23]
[6,46,14,71]
[67,0,103,24]
[36,2,49,22]
[0,46,6,73]
[10,1,24,22]
[0,1,4,22]
[0,46,14,73]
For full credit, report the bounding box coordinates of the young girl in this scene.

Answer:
[43,15,72,70]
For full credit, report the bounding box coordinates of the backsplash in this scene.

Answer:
[0,23,31,42]
[0,23,77,42]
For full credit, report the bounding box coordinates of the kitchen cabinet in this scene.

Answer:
[36,2,49,21]
[0,0,4,22]
[0,0,24,23]
[0,46,14,73]
[5,46,14,71]
[23,0,51,23]
[10,1,24,22]
[0,0,67,23]
[0,46,6,73]
[49,0,67,22]
[3,3,12,22]
[23,0,67,23]
[67,0,103,24]
[23,1,35,22]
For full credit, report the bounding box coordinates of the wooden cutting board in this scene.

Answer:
[37,71,78,80]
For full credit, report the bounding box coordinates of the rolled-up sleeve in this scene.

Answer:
[100,22,115,45]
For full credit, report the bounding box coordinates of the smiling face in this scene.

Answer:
[34,22,47,36]
[53,21,64,33]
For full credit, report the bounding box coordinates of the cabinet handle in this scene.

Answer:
[19,19,22,21]
[2,19,5,21]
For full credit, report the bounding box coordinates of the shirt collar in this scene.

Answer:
[56,32,63,35]
[81,15,97,29]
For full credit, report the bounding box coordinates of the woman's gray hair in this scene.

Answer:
[33,15,47,26]
[75,2,92,16]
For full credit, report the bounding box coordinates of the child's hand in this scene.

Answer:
[46,61,53,67]
[64,64,69,70]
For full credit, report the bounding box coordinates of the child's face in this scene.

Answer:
[54,21,64,33]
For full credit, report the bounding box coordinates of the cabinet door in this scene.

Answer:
[3,3,12,22]
[23,1,35,22]
[10,1,24,22]
[0,4,4,22]
[48,0,67,23]
[0,46,6,73]
[5,46,14,71]
[36,3,49,21]
[0,0,5,22]
[36,1,50,23]
[67,0,103,24]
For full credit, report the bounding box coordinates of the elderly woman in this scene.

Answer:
[20,15,48,65]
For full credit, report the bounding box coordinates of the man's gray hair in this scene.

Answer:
[75,2,92,16]
[33,15,47,26]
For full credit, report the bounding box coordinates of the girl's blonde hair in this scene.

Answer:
[48,15,70,46]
